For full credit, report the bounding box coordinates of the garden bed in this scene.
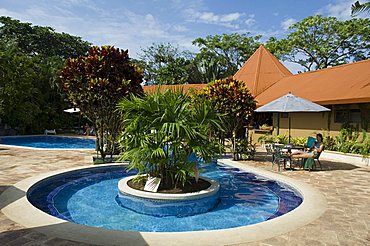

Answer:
[128,177,211,194]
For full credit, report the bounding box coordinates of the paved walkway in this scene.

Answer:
[0,146,369,245]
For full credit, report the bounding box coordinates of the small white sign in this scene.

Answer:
[144,177,161,192]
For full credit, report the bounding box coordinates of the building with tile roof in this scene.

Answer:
[143,45,370,138]
[234,45,370,138]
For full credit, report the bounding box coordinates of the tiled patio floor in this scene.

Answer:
[0,146,369,245]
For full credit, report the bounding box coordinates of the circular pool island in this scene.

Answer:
[117,176,220,217]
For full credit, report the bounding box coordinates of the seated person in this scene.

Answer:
[83,123,91,136]
[290,133,324,159]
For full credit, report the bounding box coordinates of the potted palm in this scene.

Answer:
[117,87,223,192]
[116,88,223,216]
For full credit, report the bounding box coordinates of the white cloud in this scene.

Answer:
[0,3,187,57]
[0,8,23,20]
[281,18,296,30]
[173,25,188,32]
[220,12,242,22]
[324,0,352,19]
[185,9,243,28]
[198,12,219,22]
[245,14,256,27]
[321,0,370,19]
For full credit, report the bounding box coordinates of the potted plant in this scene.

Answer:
[117,88,224,192]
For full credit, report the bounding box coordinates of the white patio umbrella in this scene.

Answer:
[63,108,81,131]
[63,108,80,113]
[255,92,330,142]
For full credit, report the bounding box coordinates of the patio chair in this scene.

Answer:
[303,147,324,171]
[264,143,274,161]
[272,146,290,171]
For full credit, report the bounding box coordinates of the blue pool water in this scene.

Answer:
[0,136,95,149]
[27,164,303,232]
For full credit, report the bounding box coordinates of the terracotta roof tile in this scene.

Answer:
[256,59,370,106]
[233,45,292,96]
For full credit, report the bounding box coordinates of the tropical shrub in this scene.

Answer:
[290,137,307,146]
[258,133,304,146]
[257,134,275,144]
[234,138,256,160]
[274,134,289,144]
[325,127,370,156]
[117,88,223,188]
[60,46,143,158]
[201,78,256,157]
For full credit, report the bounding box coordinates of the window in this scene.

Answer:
[350,109,361,123]
[334,109,349,123]
[335,109,362,123]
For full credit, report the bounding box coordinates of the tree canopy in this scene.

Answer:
[0,17,91,134]
[0,16,90,58]
[60,46,143,158]
[138,43,192,85]
[201,78,256,156]
[192,33,261,77]
[267,15,370,71]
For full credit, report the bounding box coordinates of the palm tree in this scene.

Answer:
[117,87,223,189]
[351,1,370,16]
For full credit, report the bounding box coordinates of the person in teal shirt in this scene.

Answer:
[291,133,324,159]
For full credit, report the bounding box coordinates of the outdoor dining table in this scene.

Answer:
[273,144,306,170]
[282,145,305,153]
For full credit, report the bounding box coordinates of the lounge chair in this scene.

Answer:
[44,129,56,135]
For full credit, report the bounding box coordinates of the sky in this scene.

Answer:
[0,0,369,73]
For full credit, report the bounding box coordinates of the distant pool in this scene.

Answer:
[0,136,95,149]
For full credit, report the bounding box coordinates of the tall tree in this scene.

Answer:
[138,43,192,85]
[187,57,223,84]
[192,33,261,77]
[201,78,256,156]
[0,16,90,58]
[0,17,92,134]
[60,46,143,158]
[267,15,370,71]
[0,42,41,133]
[352,1,370,15]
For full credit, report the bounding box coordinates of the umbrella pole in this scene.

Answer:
[289,115,291,143]
[277,113,280,135]
[78,113,81,134]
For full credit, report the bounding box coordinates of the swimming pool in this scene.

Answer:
[0,135,95,149]
[27,162,303,232]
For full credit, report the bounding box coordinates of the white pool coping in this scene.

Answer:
[0,160,327,246]
[118,175,219,200]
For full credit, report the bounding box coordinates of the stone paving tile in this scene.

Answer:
[1,146,370,245]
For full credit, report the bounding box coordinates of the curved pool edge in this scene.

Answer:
[0,159,327,246]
